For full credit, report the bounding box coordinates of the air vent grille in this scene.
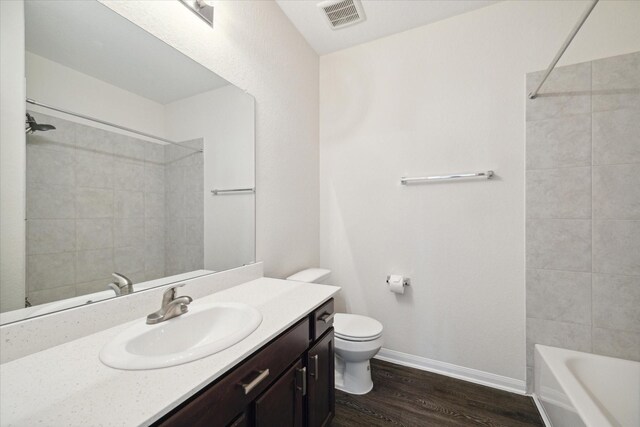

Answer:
[318,0,366,30]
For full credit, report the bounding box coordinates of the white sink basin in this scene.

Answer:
[100,302,262,370]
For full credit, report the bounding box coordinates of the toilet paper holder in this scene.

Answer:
[386,275,410,287]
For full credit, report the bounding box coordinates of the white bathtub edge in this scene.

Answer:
[532,394,553,427]
[534,344,640,427]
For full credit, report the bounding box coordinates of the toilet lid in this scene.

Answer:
[334,313,383,341]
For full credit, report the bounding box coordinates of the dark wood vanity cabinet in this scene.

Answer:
[155,299,335,427]
[307,330,335,427]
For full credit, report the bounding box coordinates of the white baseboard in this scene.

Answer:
[374,348,527,395]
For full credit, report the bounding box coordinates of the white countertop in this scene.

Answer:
[0,278,339,427]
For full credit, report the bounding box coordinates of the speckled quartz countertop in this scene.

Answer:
[0,278,339,427]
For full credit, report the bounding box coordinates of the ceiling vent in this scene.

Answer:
[317,0,366,30]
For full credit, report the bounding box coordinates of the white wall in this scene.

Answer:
[165,85,256,270]
[319,0,640,382]
[0,1,26,312]
[26,52,167,141]
[102,0,320,278]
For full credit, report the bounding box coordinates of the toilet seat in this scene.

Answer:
[335,330,382,342]
[334,313,383,342]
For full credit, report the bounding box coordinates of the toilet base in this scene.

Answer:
[334,357,374,395]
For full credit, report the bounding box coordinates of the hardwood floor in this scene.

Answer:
[332,359,543,427]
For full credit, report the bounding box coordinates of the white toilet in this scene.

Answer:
[286,268,383,395]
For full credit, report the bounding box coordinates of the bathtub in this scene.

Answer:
[534,345,640,427]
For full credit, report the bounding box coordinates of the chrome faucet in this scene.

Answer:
[107,272,134,296]
[146,284,193,325]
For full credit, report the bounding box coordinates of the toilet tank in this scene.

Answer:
[286,268,332,284]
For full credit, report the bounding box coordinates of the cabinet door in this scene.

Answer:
[228,411,249,427]
[307,330,335,427]
[254,360,305,427]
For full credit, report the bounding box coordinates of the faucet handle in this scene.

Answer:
[110,272,134,295]
[112,272,132,286]
[147,285,192,325]
[108,273,134,296]
[162,283,187,306]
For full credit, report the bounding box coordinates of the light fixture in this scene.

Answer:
[179,0,214,27]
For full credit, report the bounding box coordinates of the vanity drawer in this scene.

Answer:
[157,317,310,427]
[311,299,334,341]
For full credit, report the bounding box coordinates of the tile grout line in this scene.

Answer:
[527,160,640,172]
[526,112,592,124]
[590,60,594,354]
[73,132,78,300]
[527,266,640,278]
[526,313,591,328]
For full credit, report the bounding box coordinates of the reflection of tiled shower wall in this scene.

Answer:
[164,140,204,276]
[526,52,640,382]
[25,112,203,305]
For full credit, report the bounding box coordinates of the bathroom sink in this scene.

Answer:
[100,302,262,370]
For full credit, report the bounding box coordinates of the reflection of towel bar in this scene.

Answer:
[211,188,255,195]
[401,171,494,185]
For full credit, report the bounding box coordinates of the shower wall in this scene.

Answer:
[25,112,203,306]
[164,140,204,276]
[525,52,640,378]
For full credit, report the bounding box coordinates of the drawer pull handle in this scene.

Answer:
[241,369,270,395]
[310,354,319,381]
[319,312,334,323]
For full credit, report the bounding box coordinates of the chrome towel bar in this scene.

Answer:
[401,171,494,185]
[211,188,255,195]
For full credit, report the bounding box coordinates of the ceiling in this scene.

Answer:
[25,0,229,104]
[276,0,498,55]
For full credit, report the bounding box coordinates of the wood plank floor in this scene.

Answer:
[332,359,543,427]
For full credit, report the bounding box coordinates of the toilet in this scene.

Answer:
[286,268,383,395]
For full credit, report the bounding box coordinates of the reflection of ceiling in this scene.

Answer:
[25,0,229,104]
[276,0,498,55]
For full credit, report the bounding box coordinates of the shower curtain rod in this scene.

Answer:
[26,98,202,153]
[528,0,599,100]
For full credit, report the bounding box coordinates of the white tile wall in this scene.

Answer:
[24,114,205,306]
[526,52,640,381]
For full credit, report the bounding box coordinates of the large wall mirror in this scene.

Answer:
[0,0,255,324]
